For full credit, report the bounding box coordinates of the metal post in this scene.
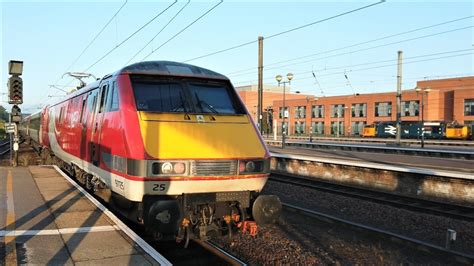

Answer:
[348,107,352,136]
[257,36,264,133]
[421,93,425,148]
[336,109,340,138]
[9,115,13,166]
[395,51,403,145]
[445,229,456,249]
[282,83,286,149]
[13,126,18,167]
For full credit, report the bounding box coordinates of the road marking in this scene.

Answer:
[52,165,172,266]
[5,170,18,265]
[0,225,120,237]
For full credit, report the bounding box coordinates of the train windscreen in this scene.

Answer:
[131,76,245,115]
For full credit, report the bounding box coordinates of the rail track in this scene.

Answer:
[270,173,474,222]
[55,163,247,265]
[282,202,474,264]
[0,140,11,156]
[267,136,474,147]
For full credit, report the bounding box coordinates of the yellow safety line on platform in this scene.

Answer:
[5,170,17,265]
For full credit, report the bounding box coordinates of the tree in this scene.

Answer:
[0,105,9,122]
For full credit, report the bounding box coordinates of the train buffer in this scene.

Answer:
[0,165,171,265]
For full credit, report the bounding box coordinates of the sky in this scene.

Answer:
[1,0,473,113]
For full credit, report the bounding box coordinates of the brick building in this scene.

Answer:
[237,76,474,136]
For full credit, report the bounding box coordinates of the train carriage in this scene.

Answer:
[24,61,281,241]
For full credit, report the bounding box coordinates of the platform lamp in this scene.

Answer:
[276,73,294,149]
[415,86,431,148]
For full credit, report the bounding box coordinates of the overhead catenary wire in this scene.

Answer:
[126,0,191,65]
[84,0,178,72]
[182,0,385,63]
[293,72,474,91]
[42,0,129,107]
[233,50,474,86]
[141,0,223,61]
[292,52,474,82]
[230,25,473,80]
[227,15,474,76]
[65,0,128,73]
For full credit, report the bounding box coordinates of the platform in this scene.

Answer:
[269,146,474,174]
[0,166,170,265]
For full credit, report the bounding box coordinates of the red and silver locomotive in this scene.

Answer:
[22,61,281,242]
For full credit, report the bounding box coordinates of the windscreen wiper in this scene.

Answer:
[194,92,218,114]
[171,91,189,113]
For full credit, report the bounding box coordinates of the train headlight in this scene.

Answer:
[238,160,268,175]
[161,162,173,174]
[173,162,185,174]
[151,161,188,176]
[245,161,255,172]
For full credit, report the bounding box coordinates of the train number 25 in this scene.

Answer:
[153,184,166,192]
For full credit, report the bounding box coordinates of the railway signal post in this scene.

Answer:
[7,60,23,167]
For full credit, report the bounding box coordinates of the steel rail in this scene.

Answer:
[270,173,474,221]
[0,140,11,156]
[266,136,474,146]
[194,240,248,266]
[266,140,474,160]
[282,202,474,264]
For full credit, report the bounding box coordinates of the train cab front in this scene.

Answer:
[124,68,281,242]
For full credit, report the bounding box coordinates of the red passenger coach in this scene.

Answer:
[23,61,281,241]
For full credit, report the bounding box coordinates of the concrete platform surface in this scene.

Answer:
[0,166,170,265]
[270,146,474,174]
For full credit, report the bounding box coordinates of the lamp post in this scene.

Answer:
[415,86,431,148]
[276,73,294,149]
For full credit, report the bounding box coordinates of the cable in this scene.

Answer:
[233,51,473,85]
[344,71,356,95]
[65,0,128,73]
[233,27,473,84]
[43,0,129,107]
[297,52,474,81]
[126,0,191,65]
[227,16,473,76]
[84,0,178,71]
[182,0,385,63]
[312,66,325,97]
[293,48,474,77]
[141,0,223,61]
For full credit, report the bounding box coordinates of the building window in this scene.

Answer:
[330,104,345,118]
[401,100,419,117]
[294,121,306,134]
[375,102,392,117]
[351,103,367,118]
[311,121,324,135]
[294,106,306,119]
[330,121,344,135]
[351,121,366,135]
[312,105,324,118]
[464,99,474,116]
[279,107,288,119]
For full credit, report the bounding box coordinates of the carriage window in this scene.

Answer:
[133,81,188,112]
[106,81,119,112]
[188,83,239,114]
[109,81,118,112]
[98,84,108,113]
